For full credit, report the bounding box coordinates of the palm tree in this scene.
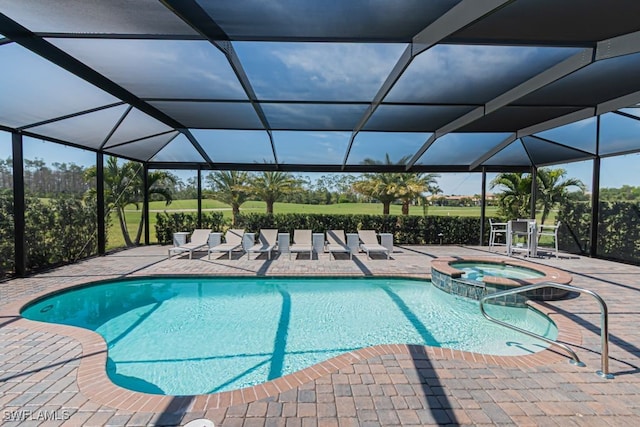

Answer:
[132,169,176,244]
[490,172,532,220]
[85,157,175,246]
[352,154,401,215]
[250,171,302,214]
[353,154,439,215]
[536,168,585,224]
[394,172,440,215]
[206,170,250,226]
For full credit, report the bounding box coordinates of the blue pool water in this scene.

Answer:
[22,277,557,396]
[451,262,546,282]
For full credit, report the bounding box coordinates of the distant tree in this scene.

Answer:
[394,172,440,215]
[250,171,303,214]
[206,170,250,225]
[353,154,439,215]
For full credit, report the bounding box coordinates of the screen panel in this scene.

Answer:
[347,132,430,165]
[364,105,475,132]
[533,117,597,154]
[27,104,129,150]
[483,140,532,166]
[197,0,462,41]
[519,52,640,107]
[262,104,368,130]
[0,0,199,35]
[192,130,275,164]
[599,112,640,156]
[104,108,173,147]
[234,42,406,102]
[417,133,510,165]
[0,44,119,128]
[521,136,594,166]
[49,39,247,100]
[149,101,264,129]
[273,131,350,164]
[105,132,179,162]
[151,134,206,163]
[387,45,581,104]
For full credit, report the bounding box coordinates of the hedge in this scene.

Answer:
[155,211,226,244]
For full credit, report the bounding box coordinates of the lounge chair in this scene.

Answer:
[290,229,313,259]
[247,229,278,260]
[326,230,351,260]
[208,229,245,260]
[358,230,390,259]
[168,229,211,259]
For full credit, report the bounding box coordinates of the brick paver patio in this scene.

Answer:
[1,244,639,426]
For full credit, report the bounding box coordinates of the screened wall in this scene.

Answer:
[3,0,640,273]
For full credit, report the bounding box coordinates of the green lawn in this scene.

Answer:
[107,200,500,249]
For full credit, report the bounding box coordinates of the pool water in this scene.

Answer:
[22,277,557,396]
[452,262,546,282]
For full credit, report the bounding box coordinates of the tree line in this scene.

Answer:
[0,155,593,246]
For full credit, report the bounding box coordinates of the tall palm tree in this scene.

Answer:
[206,170,250,225]
[394,172,440,215]
[85,157,175,246]
[490,172,532,220]
[250,171,302,214]
[353,154,439,215]
[536,168,585,224]
[132,169,176,244]
[352,154,402,215]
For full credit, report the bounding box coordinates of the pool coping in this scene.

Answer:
[0,273,583,412]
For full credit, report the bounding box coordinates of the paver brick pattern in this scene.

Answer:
[1,245,639,426]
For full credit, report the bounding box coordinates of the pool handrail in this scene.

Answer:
[479,282,614,379]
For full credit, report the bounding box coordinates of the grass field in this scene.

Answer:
[107,199,500,249]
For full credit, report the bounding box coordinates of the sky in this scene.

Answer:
[1,131,638,195]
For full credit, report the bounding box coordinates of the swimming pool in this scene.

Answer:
[22,277,558,396]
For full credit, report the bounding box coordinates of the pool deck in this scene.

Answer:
[1,244,639,426]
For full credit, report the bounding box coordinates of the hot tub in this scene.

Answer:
[431,256,572,303]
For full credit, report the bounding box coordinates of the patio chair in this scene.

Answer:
[488,218,508,251]
[247,229,278,260]
[208,229,245,260]
[168,229,211,259]
[358,230,390,259]
[508,220,535,257]
[537,221,561,258]
[290,229,313,259]
[326,230,352,260]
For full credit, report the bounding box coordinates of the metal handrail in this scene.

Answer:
[480,282,614,379]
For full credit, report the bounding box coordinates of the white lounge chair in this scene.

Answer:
[208,229,245,260]
[326,230,351,260]
[290,229,313,259]
[358,230,390,259]
[168,229,211,259]
[247,229,278,260]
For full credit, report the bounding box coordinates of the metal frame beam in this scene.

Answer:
[12,133,26,277]
[143,163,150,245]
[97,152,106,255]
